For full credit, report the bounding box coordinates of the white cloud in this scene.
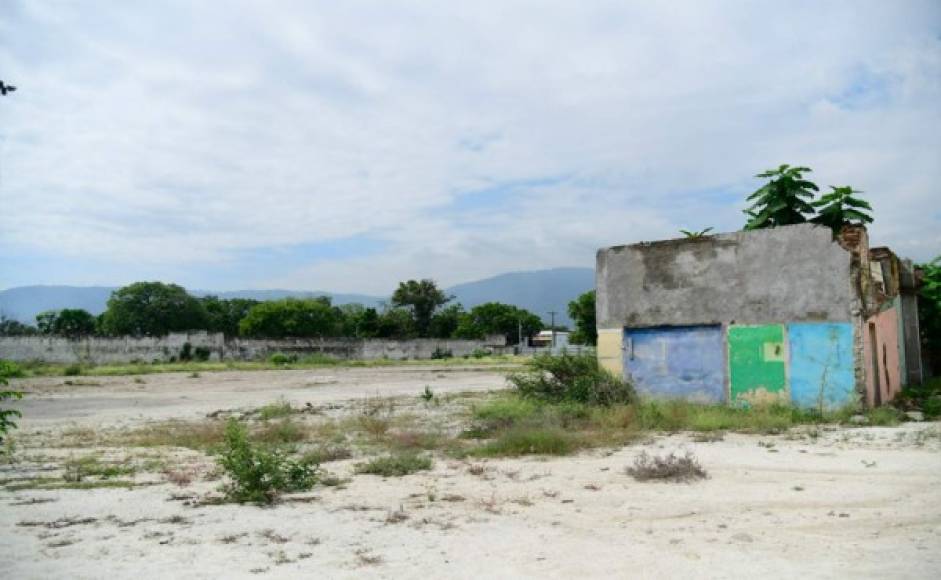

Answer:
[0,0,938,292]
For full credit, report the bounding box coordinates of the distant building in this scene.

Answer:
[530,330,570,348]
[595,223,922,409]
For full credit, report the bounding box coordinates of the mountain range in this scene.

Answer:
[0,267,594,328]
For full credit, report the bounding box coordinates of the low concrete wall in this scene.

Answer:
[0,333,505,364]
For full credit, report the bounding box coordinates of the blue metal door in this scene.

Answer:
[623,325,726,403]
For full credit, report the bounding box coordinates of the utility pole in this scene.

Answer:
[548,311,557,349]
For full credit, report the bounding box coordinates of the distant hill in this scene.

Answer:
[447,267,594,327]
[0,267,595,327]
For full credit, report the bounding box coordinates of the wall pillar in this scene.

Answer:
[597,328,623,377]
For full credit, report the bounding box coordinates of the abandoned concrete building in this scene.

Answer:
[595,223,923,409]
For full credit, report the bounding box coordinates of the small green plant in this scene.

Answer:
[509,353,635,406]
[355,452,432,477]
[420,386,434,402]
[680,227,713,239]
[193,346,212,362]
[257,399,294,421]
[179,342,193,362]
[217,419,318,503]
[63,364,83,376]
[471,348,490,359]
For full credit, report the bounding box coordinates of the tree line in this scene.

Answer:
[0,280,565,344]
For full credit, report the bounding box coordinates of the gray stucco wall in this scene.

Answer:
[596,223,856,328]
[0,333,504,364]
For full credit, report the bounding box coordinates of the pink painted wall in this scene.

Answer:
[863,306,901,406]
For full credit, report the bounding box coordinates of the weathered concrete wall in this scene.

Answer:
[0,333,503,364]
[596,224,855,329]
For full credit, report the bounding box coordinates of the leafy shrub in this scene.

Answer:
[0,361,25,379]
[509,353,635,406]
[430,347,452,360]
[471,348,490,359]
[626,451,707,483]
[355,452,433,477]
[217,419,318,503]
[179,342,193,362]
[63,364,82,376]
[269,352,298,365]
[193,346,212,362]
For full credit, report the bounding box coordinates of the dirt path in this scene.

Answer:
[8,366,511,425]
[2,367,940,578]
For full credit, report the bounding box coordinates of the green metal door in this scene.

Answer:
[728,325,787,406]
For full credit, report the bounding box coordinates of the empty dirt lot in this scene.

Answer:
[2,366,940,579]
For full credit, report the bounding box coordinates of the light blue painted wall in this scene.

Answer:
[624,326,726,403]
[787,322,855,409]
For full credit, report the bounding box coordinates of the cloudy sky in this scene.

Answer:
[1,1,939,294]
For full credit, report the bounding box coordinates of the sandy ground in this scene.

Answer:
[2,367,940,579]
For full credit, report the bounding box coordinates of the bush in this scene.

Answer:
[626,451,708,483]
[355,452,433,477]
[179,342,193,362]
[471,348,490,359]
[63,364,83,377]
[269,352,298,365]
[193,346,212,362]
[509,353,635,406]
[430,347,453,360]
[217,419,318,503]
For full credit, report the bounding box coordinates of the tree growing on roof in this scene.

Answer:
[744,164,818,230]
[810,186,874,231]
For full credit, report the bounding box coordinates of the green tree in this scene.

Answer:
[238,297,340,338]
[810,186,873,232]
[918,257,941,376]
[201,296,260,336]
[744,164,818,230]
[567,290,597,345]
[455,302,542,344]
[376,307,416,339]
[35,311,57,335]
[391,279,452,337]
[36,309,97,337]
[0,316,37,336]
[429,304,465,338]
[100,282,209,336]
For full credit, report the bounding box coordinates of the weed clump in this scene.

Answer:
[218,419,318,503]
[355,452,432,477]
[470,427,581,457]
[509,353,635,406]
[626,451,707,483]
